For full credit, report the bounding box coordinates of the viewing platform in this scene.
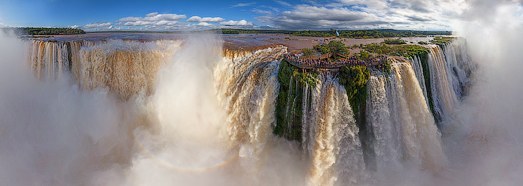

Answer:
[283,54,388,70]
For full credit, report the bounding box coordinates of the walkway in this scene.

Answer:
[284,54,387,70]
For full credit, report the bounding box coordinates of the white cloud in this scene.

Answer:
[84,22,112,29]
[220,20,253,26]
[197,22,212,27]
[118,12,186,27]
[232,2,256,7]
[263,0,468,30]
[70,25,79,29]
[187,16,224,22]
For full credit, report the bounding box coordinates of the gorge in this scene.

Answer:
[10,33,476,185]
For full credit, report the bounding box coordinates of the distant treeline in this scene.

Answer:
[220,29,452,38]
[293,29,451,38]
[219,29,294,34]
[2,27,86,35]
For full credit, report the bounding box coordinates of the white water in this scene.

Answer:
[307,75,365,186]
[366,74,401,171]
[442,40,475,98]
[390,61,447,170]
[1,30,483,185]
[409,55,429,105]
[427,46,460,122]
[29,40,180,99]
[365,60,448,184]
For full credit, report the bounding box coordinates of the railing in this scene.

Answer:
[284,54,387,69]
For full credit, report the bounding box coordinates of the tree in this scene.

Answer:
[327,40,349,59]
[313,44,331,55]
[301,48,315,57]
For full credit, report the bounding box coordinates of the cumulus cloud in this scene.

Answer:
[84,22,112,29]
[271,5,372,29]
[264,0,467,30]
[220,20,253,26]
[118,12,186,27]
[197,22,212,27]
[187,16,224,22]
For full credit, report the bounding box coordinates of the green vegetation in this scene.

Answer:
[18,27,86,35]
[275,60,318,141]
[326,40,349,59]
[305,40,350,60]
[219,29,293,34]
[430,36,454,46]
[362,43,429,59]
[339,65,370,123]
[418,41,429,45]
[384,38,407,45]
[292,29,451,38]
[377,59,392,75]
[301,48,315,57]
[357,50,371,61]
[291,30,335,37]
[217,29,451,39]
[313,44,331,55]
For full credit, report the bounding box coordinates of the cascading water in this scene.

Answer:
[366,74,401,172]
[409,55,429,105]
[28,40,180,99]
[428,46,459,123]
[390,60,447,171]
[365,59,448,179]
[10,33,478,186]
[306,74,365,186]
[441,39,475,98]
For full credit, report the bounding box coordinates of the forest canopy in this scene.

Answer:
[4,27,86,35]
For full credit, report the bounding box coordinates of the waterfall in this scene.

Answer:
[409,55,429,104]
[215,46,287,163]
[366,74,402,171]
[365,59,448,176]
[21,36,476,185]
[428,46,460,122]
[389,60,447,171]
[307,74,365,186]
[301,83,310,152]
[28,40,180,99]
[30,40,72,79]
[442,39,476,98]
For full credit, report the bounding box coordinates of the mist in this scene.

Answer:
[0,31,306,185]
[2,1,523,185]
[441,0,523,185]
[0,32,137,185]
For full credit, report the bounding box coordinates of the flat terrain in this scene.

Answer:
[29,32,438,52]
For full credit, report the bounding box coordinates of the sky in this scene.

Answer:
[0,0,470,31]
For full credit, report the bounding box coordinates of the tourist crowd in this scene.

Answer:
[284,54,388,68]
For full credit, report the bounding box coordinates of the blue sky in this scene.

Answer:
[0,0,466,31]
